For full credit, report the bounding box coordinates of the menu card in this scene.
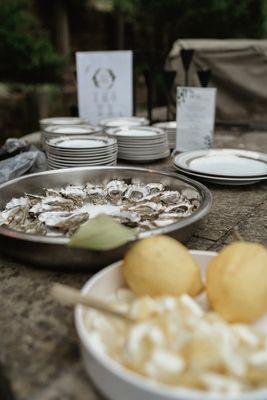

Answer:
[76,51,133,124]
[176,87,216,152]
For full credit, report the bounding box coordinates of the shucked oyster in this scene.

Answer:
[60,185,86,203]
[124,185,150,202]
[128,202,163,218]
[29,196,74,215]
[160,191,182,205]
[85,184,107,204]
[106,180,128,200]
[39,211,88,235]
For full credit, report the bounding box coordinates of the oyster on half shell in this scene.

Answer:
[106,180,128,200]
[124,185,150,202]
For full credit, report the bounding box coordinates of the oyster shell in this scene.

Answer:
[0,206,28,228]
[20,219,46,235]
[38,211,88,235]
[124,185,149,202]
[85,184,107,204]
[60,185,86,202]
[164,202,194,214]
[29,196,74,215]
[138,220,155,230]
[128,202,163,217]
[146,183,164,194]
[112,210,141,227]
[5,197,28,209]
[160,190,182,205]
[106,180,128,200]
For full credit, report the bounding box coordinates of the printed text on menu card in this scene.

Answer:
[176,87,217,152]
[76,51,133,125]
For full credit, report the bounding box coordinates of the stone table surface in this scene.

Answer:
[0,128,266,400]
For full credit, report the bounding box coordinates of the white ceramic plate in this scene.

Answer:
[40,117,86,129]
[108,126,165,138]
[47,146,117,156]
[75,251,267,400]
[101,117,149,128]
[47,157,117,166]
[172,164,266,186]
[48,160,117,169]
[47,136,116,149]
[174,149,267,178]
[43,124,102,135]
[153,121,177,130]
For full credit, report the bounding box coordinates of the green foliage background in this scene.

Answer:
[0,0,64,83]
[0,0,266,83]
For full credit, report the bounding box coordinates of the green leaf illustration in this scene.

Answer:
[68,214,137,250]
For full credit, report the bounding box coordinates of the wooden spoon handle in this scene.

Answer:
[51,283,134,323]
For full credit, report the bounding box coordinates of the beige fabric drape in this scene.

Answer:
[165,39,267,125]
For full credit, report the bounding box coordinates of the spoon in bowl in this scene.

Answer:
[51,283,135,323]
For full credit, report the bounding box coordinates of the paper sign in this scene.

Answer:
[76,51,133,124]
[176,87,216,152]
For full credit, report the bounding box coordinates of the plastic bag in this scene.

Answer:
[0,138,47,184]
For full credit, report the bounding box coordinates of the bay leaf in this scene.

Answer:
[68,214,137,250]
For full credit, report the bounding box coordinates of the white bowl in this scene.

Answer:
[75,251,267,400]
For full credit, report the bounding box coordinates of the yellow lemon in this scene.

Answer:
[123,235,203,297]
[206,242,267,323]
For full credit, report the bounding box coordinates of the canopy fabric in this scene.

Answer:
[165,39,267,125]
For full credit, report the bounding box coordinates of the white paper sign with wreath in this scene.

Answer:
[76,51,133,125]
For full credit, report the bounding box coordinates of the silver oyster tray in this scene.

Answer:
[0,167,212,271]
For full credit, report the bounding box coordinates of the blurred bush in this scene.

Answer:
[0,0,64,83]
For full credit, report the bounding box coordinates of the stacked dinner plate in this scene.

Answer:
[46,136,118,169]
[107,126,170,162]
[42,124,103,147]
[153,121,176,149]
[173,148,267,185]
[39,117,87,130]
[100,116,149,130]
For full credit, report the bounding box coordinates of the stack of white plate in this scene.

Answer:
[39,117,87,130]
[46,136,118,169]
[42,124,103,146]
[153,121,176,149]
[100,116,149,130]
[107,126,170,162]
[172,148,267,185]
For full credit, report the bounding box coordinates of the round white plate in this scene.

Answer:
[47,136,116,149]
[75,252,267,400]
[47,145,117,155]
[174,149,267,178]
[172,164,265,186]
[108,126,165,138]
[118,152,170,161]
[40,116,86,129]
[48,159,116,168]
[47,156,117,166]
[153,121,176,130]
[47,151,117,161]
[43,125,102,135]
[101,116,149,128]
